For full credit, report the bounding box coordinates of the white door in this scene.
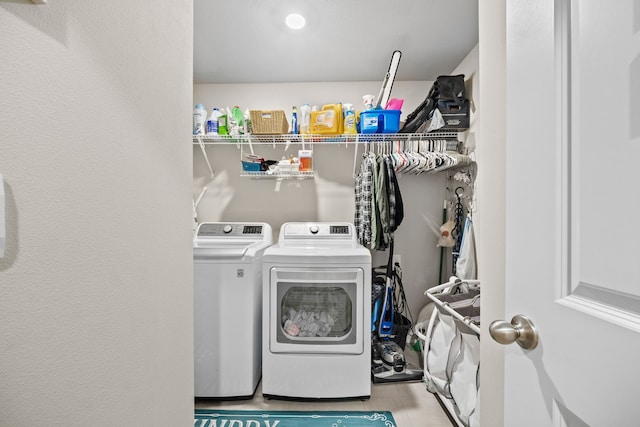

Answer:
[498,0,640,425]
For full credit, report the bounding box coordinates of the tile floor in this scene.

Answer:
[196,380,453,427]
[195,351,454,427]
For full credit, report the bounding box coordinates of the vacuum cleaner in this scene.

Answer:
[371,241,422,384]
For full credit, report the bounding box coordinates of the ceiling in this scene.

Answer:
[193,0,479,84]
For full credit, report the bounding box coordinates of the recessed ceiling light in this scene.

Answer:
[285,13,306,30]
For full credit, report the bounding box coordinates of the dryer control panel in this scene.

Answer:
[196,223,266,238]
[279,222,355,242]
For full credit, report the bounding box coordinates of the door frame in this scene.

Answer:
[477,0,507,426]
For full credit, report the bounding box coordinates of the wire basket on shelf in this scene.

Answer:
[249,110,289,135]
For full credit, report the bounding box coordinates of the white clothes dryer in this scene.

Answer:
[193,222,273,399]
[262,222,371,399]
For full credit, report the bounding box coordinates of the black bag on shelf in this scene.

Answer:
[399,85,437,133]
[400,74,468,133]
[434,74,466,102]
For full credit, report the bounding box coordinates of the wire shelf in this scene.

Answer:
[239,170,315,180]
[193,132,460,145]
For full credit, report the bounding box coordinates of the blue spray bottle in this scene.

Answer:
[291,106,299,134]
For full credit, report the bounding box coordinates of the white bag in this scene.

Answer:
[424,307,457,396]
[449,320,480,426]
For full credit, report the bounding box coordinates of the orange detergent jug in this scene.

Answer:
[309,104,343,134]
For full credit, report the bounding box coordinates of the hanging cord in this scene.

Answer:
[452,186,465,274]
[385,237,395,279]
[438,199,447,284]
[392,262,414,325]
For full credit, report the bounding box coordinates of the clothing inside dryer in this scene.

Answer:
[281,286,353,338]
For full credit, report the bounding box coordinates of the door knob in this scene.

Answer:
[489,314,538,350]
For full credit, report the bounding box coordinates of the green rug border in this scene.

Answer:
[195,409,396,426]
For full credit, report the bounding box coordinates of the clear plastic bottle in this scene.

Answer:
[243,108,252,134]
[193,104,207,135]
[299,104,311,135]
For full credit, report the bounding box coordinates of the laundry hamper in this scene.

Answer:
[415,277,480,427]
[449,317,480,426]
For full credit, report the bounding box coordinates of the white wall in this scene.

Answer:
[194,57,478,326]
[0,2,194,425]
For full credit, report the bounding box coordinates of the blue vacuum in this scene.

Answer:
[371,241,422,384]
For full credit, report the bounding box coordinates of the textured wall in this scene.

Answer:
[0,1,194,425]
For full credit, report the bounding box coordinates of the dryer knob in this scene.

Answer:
[223,225,233,234]
[309,225,319,234]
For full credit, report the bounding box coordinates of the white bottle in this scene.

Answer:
[193,104,207,135]
[206,107,221,135]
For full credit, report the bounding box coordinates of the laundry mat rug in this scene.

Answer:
[194,410,397,427]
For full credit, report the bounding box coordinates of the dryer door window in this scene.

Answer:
[268,267,365,354]
[280,284,354,342]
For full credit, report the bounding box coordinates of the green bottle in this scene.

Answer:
[218,112,228,135]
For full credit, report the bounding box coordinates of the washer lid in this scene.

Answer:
[193,222,273,259]
[193,241,272,260]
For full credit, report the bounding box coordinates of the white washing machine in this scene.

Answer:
[262,222,371,399]
[193,222,273,399]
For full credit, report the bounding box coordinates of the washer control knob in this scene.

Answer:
[309,225,319,234]
[223,224,233,234]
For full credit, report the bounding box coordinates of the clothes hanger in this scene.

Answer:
[410,140,422,174]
